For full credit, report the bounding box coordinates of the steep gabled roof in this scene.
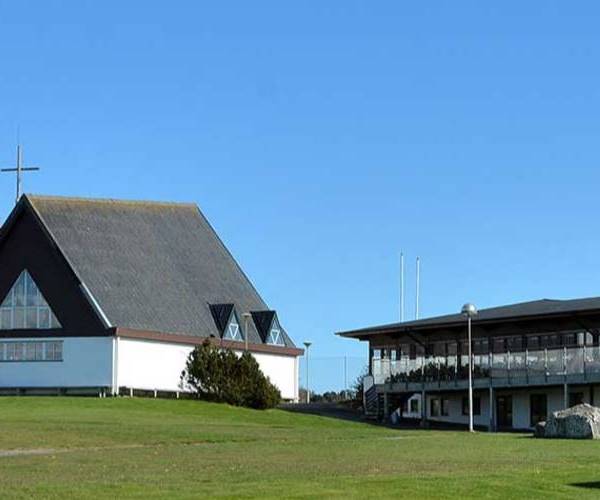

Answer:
[16,194,296,348]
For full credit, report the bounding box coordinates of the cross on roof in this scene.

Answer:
[1,145,40,205]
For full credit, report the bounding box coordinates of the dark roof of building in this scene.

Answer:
[17,194,295,348]
[209,303,235,335]
[337,297,600,339]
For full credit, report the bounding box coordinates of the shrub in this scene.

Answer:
[180,340,281,410]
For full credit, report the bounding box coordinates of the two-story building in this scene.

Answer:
[338,299,600,431]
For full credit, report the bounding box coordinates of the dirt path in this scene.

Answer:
[0,448,59,458]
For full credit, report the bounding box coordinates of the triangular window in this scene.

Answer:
[223,310,243,341]
[0,270,61,330]
[266,316,284,346]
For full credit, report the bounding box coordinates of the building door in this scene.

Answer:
[496,395,513,429]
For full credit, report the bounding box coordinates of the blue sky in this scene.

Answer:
[2,2,600,391]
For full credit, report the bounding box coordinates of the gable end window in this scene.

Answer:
[0,270,61,330]
[266,316,285,346]
[223,311,243,341]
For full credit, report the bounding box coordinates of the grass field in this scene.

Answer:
[1,398,600,498]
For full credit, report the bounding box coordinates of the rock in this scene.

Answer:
[533,421,546,438]
[542,404,600,439]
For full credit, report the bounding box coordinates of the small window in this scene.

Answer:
[493,338,506,353]
[441,398,450,417]
[431,398,441,417]
[410,399,419,414]
[462,396,481,416]
[223,311,243,341]
[527,336,540,350]
[507,336,523,352]
[530,394,547,427]
[266,316,284,346]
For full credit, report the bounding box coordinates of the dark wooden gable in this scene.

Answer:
[0,200,108,338]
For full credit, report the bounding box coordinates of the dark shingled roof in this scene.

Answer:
[337,297,600,338]
[23,195,296,348]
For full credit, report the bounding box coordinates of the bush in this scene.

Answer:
[180,340,281,410]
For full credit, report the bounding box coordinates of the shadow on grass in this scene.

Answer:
[570,482,600,490]
[279,403,488,432]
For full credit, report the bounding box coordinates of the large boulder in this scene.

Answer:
[541,404,600,439]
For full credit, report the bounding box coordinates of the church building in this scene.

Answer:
[0,194,301,401]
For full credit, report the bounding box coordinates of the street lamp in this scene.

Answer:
[303,341,312,404]
[242,313,252,351]
[461,303,478,433]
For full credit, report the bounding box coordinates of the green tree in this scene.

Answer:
[181,340,281,410]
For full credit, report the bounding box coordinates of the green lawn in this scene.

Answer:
[0,398,599,498]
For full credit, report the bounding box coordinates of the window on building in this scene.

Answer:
[530,394,547,427]
[401,399,408,413]
[0,341,63,362]
[0,271,61,330]
[410,398,419,414]
[462,396,482,416]
[441,398,450,417]
[434,342,446,356]
[474,339,489,355]
[569,392,584,408]
[431,398,441,417]
[527,336,540,350]
[507,336,523,352]
[409,344,417,360]
[266,316,284,346]
[223,311,243,341]
[493,338,506,353]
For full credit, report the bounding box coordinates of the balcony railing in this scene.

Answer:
[371,346,600,388]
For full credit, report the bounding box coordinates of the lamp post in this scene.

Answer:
[242,313,252,351]
[461,303,478,433]
[303,341,312,404]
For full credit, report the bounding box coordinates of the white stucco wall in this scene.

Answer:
[252,352,298,401]
[0,337,113,388]
[116,338,299,401]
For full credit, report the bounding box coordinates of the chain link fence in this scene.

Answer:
[299,355,366,395]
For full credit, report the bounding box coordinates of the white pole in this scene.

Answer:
[415,257,421,320]
[400,252,405,322]
[468,315,474,432]
[306,345,310,404]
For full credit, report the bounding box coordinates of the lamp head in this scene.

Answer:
[303,341,312,349]
[461,303,478,318]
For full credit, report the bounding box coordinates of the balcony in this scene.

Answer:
[372,346,600,393]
